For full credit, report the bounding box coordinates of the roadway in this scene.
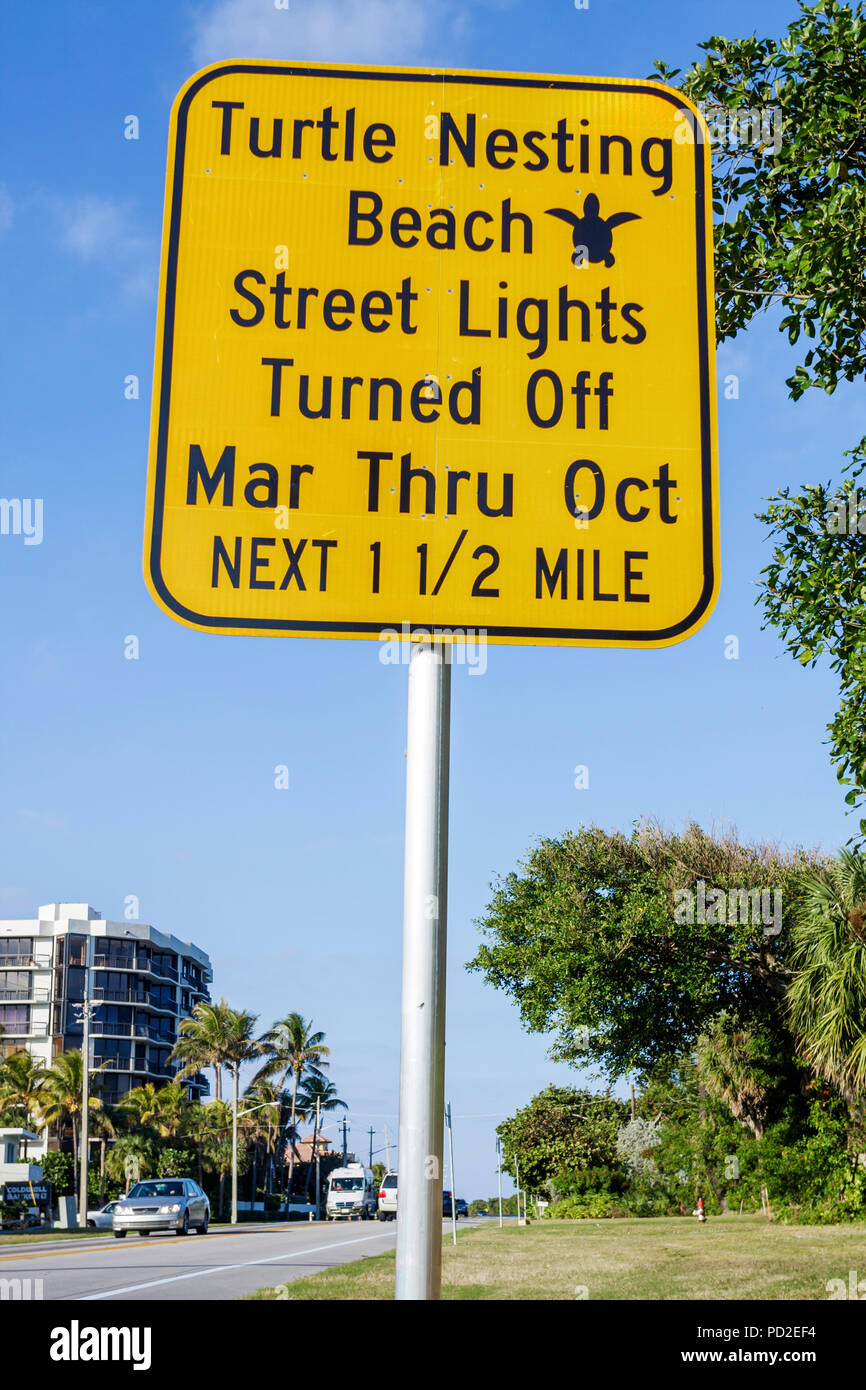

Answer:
[0,1219,475,1300]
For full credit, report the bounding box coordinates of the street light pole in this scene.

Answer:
[395,641,451,1302]
[445,1101,457,1247]
[315,1095,321,1218]
[231,1064,239,1225]
[497,1137,503,1228]
[73,937,95,1230]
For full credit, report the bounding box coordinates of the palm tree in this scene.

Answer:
[221,1008,263,1220]
[89,1105,117,1204]
[0,1050,45,1152]
[255,1014,330,1198]
[119,1080,188,1139]
[787,849,866,1100]
[695,1015,770,1140]
[117,1082,162,1133]
[241,1081,286,1198]
[296,1076,346,1201]
[182,1102,212,1187]
[106,1133,156,1187]
[170,1000,238,1101]
[200,1099,244,1218]
[36,1050,103,1161]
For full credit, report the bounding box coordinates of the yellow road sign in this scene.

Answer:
[144,62,718,646]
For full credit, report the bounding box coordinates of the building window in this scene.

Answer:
[0,971,30,999]
[67,935,87,967]
[0,1005,29,1033]
[0,938,31,964]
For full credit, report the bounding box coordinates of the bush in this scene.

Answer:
[41,1151,74,1195]
[544,1192,625,1220]
[156,1148,195,1178]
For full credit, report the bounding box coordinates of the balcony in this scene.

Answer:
[0,955,51,970]
[91,986,151,1005]
[90,1020,176,1044]
[92,1056,177,1078]
[92,955,178,983]
[0,987,49,1002]
[90,987,176,1014]
[0,1023,48,1038]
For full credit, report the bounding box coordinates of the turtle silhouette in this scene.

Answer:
[544,193,641,268]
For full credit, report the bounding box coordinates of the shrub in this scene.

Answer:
[156,1147,195,1178]
[544,1192,625,1220]
[41,1151,74,1195]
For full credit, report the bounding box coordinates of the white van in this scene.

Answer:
[325,1163,377,1221]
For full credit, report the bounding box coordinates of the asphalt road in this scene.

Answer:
[0,1220,469,1301]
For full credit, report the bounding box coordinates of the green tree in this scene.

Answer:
[786,847,866,1098]
[105,1133,157,1187]
[156,1147,195,1178]
[255,1014,329,1196]
[41,1150,74,1197]
[496,1085,627,1196]
[757,446,866,821]
[0,1049,45,1147]
[653,3,866,817]
[118,1080,189,1139]
[469,823,821,1078]
[89,1105,117,1205]
[295,1075,346,1201]
[201,1099,248,1217]
[694,1015,776,1140]
[182,1102,213,1187]
[655,0,866,402]
[240,1081,286,1198]
[170,999,238,1101]
[36,1050,102,1161]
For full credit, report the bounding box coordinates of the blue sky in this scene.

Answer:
[1,0,861,1198]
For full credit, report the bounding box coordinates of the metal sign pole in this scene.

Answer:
[446,1101,457,1247]
[395,641,451,1301]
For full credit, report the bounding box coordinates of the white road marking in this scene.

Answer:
[77,1230,395,1300]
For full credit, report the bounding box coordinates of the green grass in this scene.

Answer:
[246,1215,866,1301]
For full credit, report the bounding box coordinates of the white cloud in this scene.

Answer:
[190,0,467,66]
[52,195,157,301]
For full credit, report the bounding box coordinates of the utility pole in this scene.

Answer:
[631,1082,636,1120]
[231,1063,238,1224]
[384,1123,391,1171]
[515,1154,522,1224]
[315,1095,321,1218]
[72,937,96,1230]
[395,642,451,1301]
[342,1115,348,1164]
[497,1137,503,1228]
[368,1125,374,1169]
[445,1102,457,1246]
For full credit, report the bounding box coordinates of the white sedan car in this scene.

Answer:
[86,1200,120,1229]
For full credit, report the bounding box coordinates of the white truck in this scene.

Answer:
[325,1163,378,1221]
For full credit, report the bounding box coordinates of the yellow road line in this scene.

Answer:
[0,1226,299,1263]
[0,1235,198,1261]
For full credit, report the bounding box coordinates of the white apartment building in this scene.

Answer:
[0,904,213,1154]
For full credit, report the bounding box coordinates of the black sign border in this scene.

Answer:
[147,65,716,644]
